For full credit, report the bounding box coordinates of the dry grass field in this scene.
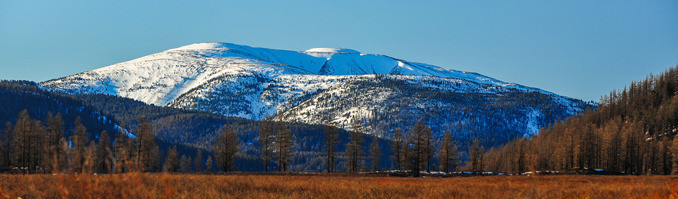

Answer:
[0,173,676,199]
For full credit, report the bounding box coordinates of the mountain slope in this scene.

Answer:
[0,81,121,140]
[482,65,678,175]
[0,81,375,172]
[41,42,593,142]
[73,94,392,172]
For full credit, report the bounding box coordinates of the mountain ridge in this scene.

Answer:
[40,42,593,140]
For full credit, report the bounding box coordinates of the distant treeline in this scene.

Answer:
[482,66,678,175]
[0,107,466,176]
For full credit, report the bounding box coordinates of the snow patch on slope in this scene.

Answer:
[304,48,360,54]
[525,109,543,137]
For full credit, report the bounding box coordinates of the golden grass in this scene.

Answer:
[0,173,676,199]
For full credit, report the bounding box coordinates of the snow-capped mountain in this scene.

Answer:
[41,42,592,141]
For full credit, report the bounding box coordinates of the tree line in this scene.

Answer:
[1,106,469,175]
[0,110,161,174]
[195,117,464,175]
[482,66,678,175]
[323,120,461,176]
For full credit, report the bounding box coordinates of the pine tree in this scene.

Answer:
[83,141,97,174]
[345,120,365,172]
[391,128,404,170]
[136,118,158,172]
[179,155,189,173]
[28,119,47,174]
[423,126,434,172]
[163,146,179,173]
[73,117,88,173]
[13,110,31,173]
[57,137,68,173]
[185,156,192,172]
[258,119,274,172]
[439,132,450,173]
[517,138,526,175]
[369,135,381,172]
[46,112,64,173]
[96,130,113,174]
[113,126,130,173]
[323,123,339,173]
[213,124,239,172]
[194,150,203,172]
[12,110,48,174]
[407,121,431,177]
[150,145,160,172]
[205,156,213,172]
[277,123,292,172]
[469,139,481,174]
[2,122,11,171]
[439,130,458,172]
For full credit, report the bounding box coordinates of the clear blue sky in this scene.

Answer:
[1,0,677,101]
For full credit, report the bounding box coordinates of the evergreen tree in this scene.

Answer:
[46,112,64,173]
[206,156,213,172]
[180,155,190,173]
[517,138,526,175]
[57,137,68,173]
[95,130,113,174]
[150,145,161,172]
[406,121,431,177]
[345,120,365,172]
[136,118,158,172]
[194,149,203,172]
[369,135,381,172]
[11,111,29,173]
[2,122,11,171]
[73,117,88,173]
[163,146,179,173]
[29,120,47,174]
[12,110,48,174]
[469,139,483,173]
[113,125,130,173]
[423,126,434,172]
[258,119,274,172]
[391,128,404,170]
[213,124,239,172]
[323,123,339,173]
[439,130,458,172]
[82,141,97,174]
[277,123,292,172]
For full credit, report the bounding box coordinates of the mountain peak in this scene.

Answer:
[169,42,245,51]
[304,48,360,54]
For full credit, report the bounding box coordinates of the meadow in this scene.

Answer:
[0,173,676,199]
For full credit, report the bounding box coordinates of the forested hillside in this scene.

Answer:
[0,81,124,173]
[0,82,394,173]
[72,94,384,172]
[0,81,119,140]
[482,66,678,175]
[0,81,211,173]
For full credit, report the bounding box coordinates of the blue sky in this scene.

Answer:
[1,0,677,101]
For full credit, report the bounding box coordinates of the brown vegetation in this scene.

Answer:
[484,66,678,175]
[0,174,676,199]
